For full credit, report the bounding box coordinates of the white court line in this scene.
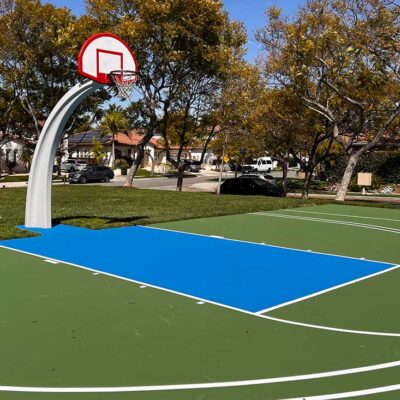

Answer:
[252,212,400,233]
[1,246,400,395]
[1,244,399,338]
[283,383,400,400]
[43,259,59,264]
[259,313,400,337]
[252,213,400,234]
[256,264,400,314]
[284,209,400,223]
[142,226,392,265]
[0,360,399,392]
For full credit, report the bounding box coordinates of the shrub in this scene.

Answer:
[115,159,129,169]
[348,175,382,192]
[325,151,400,184]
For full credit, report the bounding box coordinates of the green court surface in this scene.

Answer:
[154,204,400,264]
[1,204,400,399]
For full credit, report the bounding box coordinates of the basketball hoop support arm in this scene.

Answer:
[25,79,103,228]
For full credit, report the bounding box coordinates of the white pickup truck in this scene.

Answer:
[243,157,274,173]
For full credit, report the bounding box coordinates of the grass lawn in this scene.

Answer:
[0,174,63,183]
[0,174,31,183]
[0,186,329,240]
[133,169,163,178]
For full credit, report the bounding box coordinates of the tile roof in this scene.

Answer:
[67,130,108,145]
[68,130,165,148]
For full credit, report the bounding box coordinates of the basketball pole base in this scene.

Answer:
[25,79,103,229]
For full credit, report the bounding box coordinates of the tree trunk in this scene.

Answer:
[124,131,154,187]
[111,137,115,168]
[57,157,62,177]
[335,152,361,201]
[301,170,313,199]
[234,163,239,178]
[282,160,288,197]
[146,151,156,176]
[176,165,185,192]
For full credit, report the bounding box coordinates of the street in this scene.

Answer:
[106,170,298,192]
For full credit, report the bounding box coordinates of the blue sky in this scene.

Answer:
[223,0,305,62]
[46,0,305,62]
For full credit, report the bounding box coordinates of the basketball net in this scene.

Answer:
[109,70,138,101]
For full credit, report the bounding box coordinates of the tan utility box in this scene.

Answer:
[357,172,372,187]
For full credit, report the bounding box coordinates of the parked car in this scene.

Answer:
[242,157,273,173]
[241,173,275,184]
[220,176,284,197]
[69,166,114,184]
[61,159,87,172]
[182,159,201,173]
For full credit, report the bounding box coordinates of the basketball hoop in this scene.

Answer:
[109,70,138,100]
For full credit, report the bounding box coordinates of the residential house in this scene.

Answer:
[66,129,215,171]
[0,137,29,174]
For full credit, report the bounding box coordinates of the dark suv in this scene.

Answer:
[69,166,114,184]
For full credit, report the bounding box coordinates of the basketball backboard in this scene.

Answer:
[78,33,138,84]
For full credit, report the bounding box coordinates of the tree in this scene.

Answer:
[332,0,400,200]
[211,63,266,188]
[0,0,109,156]
[251,86,338,197]
[251,88,299,196]
[160,72,226,191]
[161,110,197,191]
[19,141,35,172]
[257,0,400,201]
[91,137,106,165]
[99,105,129,167]
[86,0,247,187]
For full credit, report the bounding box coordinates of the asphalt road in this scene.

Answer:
[105,170,298,191]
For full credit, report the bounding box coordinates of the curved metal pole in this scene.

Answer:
[25,80,103,228]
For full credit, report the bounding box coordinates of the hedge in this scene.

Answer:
[324,151,400,183]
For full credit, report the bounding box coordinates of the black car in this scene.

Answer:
[69,166,114,184]
[220,176,284,197]
[241,173,275,184]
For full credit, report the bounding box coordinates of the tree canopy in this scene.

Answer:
[257,0,400,199]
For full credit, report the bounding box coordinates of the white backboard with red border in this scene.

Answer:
[78,33,138,84]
